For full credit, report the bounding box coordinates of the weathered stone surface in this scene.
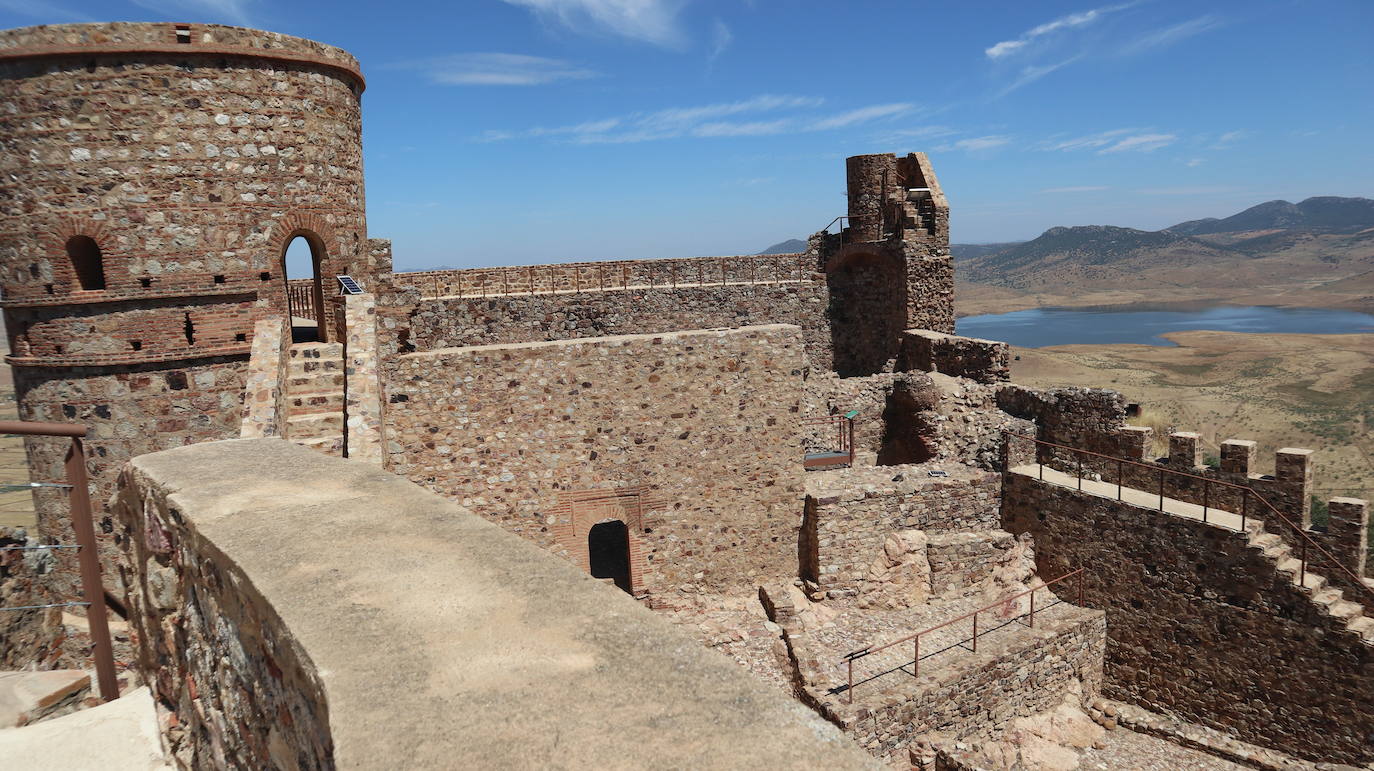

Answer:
[0,685,169,770]
[114,438,879,769]
[0,670,90,727]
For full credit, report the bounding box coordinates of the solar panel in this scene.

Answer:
[336,275,364,295]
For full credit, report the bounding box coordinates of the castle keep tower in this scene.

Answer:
[825,152,953,376]
[0,23,368,594]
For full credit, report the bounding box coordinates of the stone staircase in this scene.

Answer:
[1012,463,1374,646]
[1246,525,1374,642]
[284,342,345,456]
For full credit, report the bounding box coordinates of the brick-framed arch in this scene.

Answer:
[43,216,114,293]
[270,211,339,342]
[550,486,664,598]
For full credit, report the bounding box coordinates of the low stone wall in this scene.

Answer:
[239,316,289,439]
[899,330,1009,384]
[113,439,880,770]
[383,274,832,369]
[1002,471,1374,765]
[801,464,1000,598]
[383,325,806,595]
[0,527,62,669]
[804,607,1105,761]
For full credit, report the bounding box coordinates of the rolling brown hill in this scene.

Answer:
[956,197,1374,316]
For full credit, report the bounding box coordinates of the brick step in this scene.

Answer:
[289,358,344,377]
[289,342,343,358]
[288,373,344,391]
[295,434,344,457]
[287,391,345,415]
[287,411,343,439]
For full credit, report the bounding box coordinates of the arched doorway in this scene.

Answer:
[588,520,632,594]
[281,232,328,343]
[827,250,906,377]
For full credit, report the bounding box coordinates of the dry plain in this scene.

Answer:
[1005,329,1374,505]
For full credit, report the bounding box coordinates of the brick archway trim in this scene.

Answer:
[550,486,665,597]
[45,216,114,290]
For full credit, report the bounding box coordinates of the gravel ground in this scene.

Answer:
[1079,727,1248,771]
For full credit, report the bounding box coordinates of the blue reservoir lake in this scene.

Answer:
[955,304,1374,348]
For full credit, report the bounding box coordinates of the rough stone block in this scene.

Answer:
[1219,439,1257,475]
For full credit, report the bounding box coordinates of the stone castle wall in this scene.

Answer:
[0,22,368,594]
[1002,471,1374,766]
[382,325,807,595]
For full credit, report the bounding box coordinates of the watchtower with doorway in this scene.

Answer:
[0,22,373,595]
[825,152,953,376]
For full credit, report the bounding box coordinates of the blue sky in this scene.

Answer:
[4,0,1372,272]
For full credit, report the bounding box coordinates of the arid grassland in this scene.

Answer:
[1008,330,1374,503]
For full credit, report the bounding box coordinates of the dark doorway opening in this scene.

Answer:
[588,520,632,594]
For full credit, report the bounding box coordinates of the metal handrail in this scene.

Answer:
[840,568,1086,703]
[803,413,856,466]
[1004,431,1374,603]
[0,420,119,701]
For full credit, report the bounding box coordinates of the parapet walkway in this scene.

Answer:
[1010,464,1247,531]
[1009,463,1374,643]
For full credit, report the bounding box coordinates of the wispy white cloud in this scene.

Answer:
[502,0,687,48]
[1039,129,1175,154]
[936,135,1013,153]
[478,95,913,144]
[708,18,732,65]
[1185,158,1205,167]
[0,0,93,21]
[130,0,256,25]
[1099,133,1176,153]
[809,103,913,131]
[985,3,1134,59]
[1119,14,1223,56]
[995,57,1080,98]
[1041,185,1110,193]
[387,53,599,86]
[1207,130,1245,149]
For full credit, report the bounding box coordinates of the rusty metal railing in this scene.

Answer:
[803,411,857,470]
[1003,431,1374,605]
[840,568,1086,703]
[0,420,119,701]
[286,279,316,321]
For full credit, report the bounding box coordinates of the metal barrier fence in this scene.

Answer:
[840,569,1086,703]
[1003,430,1374,605]
[0,420,119,701]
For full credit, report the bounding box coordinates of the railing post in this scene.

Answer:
[1300,537,1307,586]
[1117,459,1123,501]
[1077,454,1082,491]
[971,612,978,653]
[599,264,605,291]
[1203,480,1209,524]
[1158,468,1165,511]
[913,636,920,678]
[67,437,119,702]
[1241,488,1248,531]
[847,657,854,704]
[1029,588,1035,628]
[1078,570,1085,606]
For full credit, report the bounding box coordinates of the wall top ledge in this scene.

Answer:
[125,438,878,770]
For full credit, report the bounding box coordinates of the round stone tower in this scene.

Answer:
[0,22,368,595]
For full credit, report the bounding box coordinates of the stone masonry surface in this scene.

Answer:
[0,21,369,598]
[1002,470,1374,765]
[113,438,880,769]
[383,324,806,595]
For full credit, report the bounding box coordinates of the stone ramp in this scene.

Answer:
[0,685,169,770]
[1011,463,1374,644]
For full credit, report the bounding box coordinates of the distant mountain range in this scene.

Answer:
[952,197,1374,311]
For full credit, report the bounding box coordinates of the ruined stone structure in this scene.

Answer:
[2,21,1371,771]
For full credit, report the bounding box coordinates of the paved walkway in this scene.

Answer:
[1011,464,1248,533]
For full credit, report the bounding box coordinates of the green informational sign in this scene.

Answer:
[843,410,859,420]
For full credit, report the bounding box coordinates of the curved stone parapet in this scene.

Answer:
[113,439,879,769]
